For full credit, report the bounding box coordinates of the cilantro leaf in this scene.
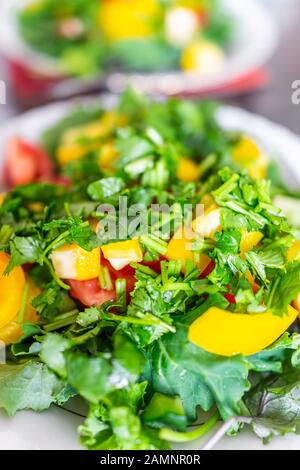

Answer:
[268,261,300,315]
[0,361,64,416]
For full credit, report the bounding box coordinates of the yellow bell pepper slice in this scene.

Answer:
[166,227,211,273]
[0,193,6,206]
[99,0,162,41]
[98,142,119,171]
[189,305,298,357]
[240,231,263,253]
[0,253,26,329]
[0,277,41,345]
[51,244,101,281]
[232,137,269,180]
[181,40,225,74]
[102,239,143,271]
[176,158,200,182]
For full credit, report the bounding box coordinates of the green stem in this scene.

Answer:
[44,258,70,290]
[140,235,168,256]
[18,283,30,324]
[212,174,239,199]
[43,311,78,332]
[109,313,176,333]
[198,153,217,177]
[161,282,192,293]
[71,324,102,345]
[131,262,158,277]
[159,412,219,443]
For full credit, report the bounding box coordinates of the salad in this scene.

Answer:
[17,0,232,77]
[1,90,300,450]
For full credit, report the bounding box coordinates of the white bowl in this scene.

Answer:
[0,0,279,96]
[0,98,300,450]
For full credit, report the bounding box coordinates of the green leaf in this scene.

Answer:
[246,372,300,442]
[40,333,73,378]
[6,237,44,272]
[87,177,125,201]
[65,332,145,404]
[0,361,63,416]
[110,406,169,450]
[148,324,250,421]
[247,333,300,373]
[65,352,113,404]
[32,282,76,321]
[268,261,300,315]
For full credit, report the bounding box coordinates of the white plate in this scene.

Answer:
[0,98,300,450]
[0,0,279,96]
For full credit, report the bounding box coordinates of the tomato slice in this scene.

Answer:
[141,260,162,273]
[200,260,215,279]
[3,137,53,187]
[68,278,116,307]
[68,261,137,307]
[224,293,236,304]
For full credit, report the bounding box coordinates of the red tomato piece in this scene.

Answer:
[3,137,53,187]
[224,293,236,304]
[67,262,137,308]
[200,261,215,279]
[68,278,116,307]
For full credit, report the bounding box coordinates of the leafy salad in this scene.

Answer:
[17,0,232,77]
[1,90,300,450]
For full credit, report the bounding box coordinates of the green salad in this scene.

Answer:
[1,90,300,450]
[18,0,232,77]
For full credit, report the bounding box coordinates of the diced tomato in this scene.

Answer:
[68,278,116,307]
[141,259,163,274]
[51,175,71,187]
[3,137,53,187]
[224,293,236,304]
[68,261,137,308]
[200,260,215,279]
[102,258,136,296]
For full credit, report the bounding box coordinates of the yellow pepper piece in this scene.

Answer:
[57,143,87,166]
[57,112,126,167]
[0,277,41,345]
[240,231,263,253]
[288,241,300,262]
[189,305,298,357]
[102,239,143,271]
[181,40,225,75]
[51,244,101,281]
[99,0,162,41]
[28,202,44,214]
[98,142,119,171]
[0,193,6,206]
[232,137,269,180]
[192,207,221,239]
[176,158,200,182]
[166,227,211,273]
[0,253,26,329]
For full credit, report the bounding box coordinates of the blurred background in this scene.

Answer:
[0,0,299,133]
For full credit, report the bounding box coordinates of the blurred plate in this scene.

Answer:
[0,0,279,98]
[0,97,300,449]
